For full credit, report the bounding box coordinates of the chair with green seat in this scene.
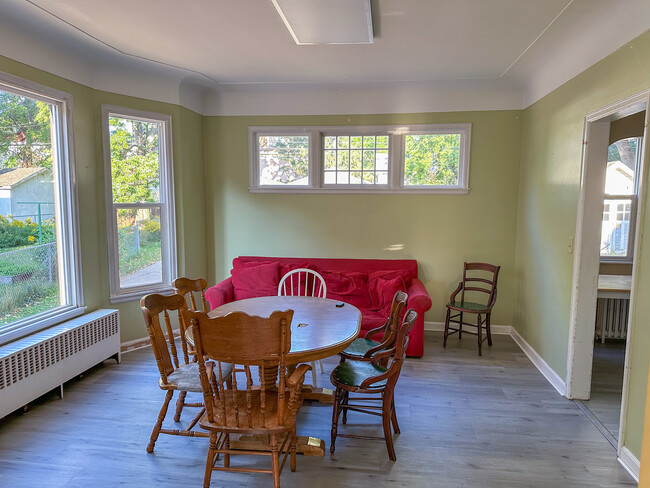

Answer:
[339,290,407,362]
[443,262,500,356]
[329,309,417,461]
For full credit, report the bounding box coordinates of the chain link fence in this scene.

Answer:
[0,242,59,325]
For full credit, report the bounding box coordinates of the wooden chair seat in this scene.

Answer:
[199,389,299,434]
[447,300,491,313]
[331,360,387,390]
[340,337,381,359]
[162,362,233,393]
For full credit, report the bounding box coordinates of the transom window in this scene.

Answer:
[249,124,471,193]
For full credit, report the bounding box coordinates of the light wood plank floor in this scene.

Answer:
[0,332,637,487]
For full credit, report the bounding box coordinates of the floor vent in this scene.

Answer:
[0,309,120,418]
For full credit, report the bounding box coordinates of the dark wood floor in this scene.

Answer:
[0,332,637,487]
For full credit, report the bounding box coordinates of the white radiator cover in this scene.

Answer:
[0,309,120,419]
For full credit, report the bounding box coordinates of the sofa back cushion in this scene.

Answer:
[319,270,371,309]
[231,261,280,300]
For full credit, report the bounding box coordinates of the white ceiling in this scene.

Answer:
[0,0,649,115]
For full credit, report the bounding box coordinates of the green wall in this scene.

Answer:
[0,55,207,343]
[204,111,522,326]
[514,30,650,458]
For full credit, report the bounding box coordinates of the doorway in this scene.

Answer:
[566,91,649,455]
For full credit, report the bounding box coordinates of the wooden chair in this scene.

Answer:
[339,290,407,362]
[187,309,311,488]
[173,277,209,312]
[278,268,326,387]
[443,262,501,356]
[330,309,417,461]
[140,293,232,453]
[172,277,210,418]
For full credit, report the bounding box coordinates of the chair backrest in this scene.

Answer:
[278,268,327,298]
[460,262,500,308]
[186,309,294,428]
[141,293,191,384]
[173,277,209,312]
[376,290,408,349]
[366,308,417,390]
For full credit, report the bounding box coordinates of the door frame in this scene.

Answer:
[565,90,649,454]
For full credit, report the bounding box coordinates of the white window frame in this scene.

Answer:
[249,123,471,194]
[0,72,84,346]
[600,136,643,263]
[102,105,177,302]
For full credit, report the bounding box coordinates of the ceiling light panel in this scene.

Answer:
[272,0,373,45]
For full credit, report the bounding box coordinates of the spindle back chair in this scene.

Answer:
[187,309,311,488]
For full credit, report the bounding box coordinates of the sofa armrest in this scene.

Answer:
[205,277,234,310]
[406,278,432,312]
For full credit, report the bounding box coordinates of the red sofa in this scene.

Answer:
[205,256,432,357]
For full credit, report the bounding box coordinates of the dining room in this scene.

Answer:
[1,1,650,487]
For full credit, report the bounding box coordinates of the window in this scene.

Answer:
[102,106,176,301]
[249,124,471,193]
[600,137,642,260]
[0,73,82,344]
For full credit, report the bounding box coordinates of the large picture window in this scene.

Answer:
[0,73,82,344]
[249,124,471,193]
[102,106,176,301]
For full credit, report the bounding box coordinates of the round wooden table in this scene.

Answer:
[206,296,361,456]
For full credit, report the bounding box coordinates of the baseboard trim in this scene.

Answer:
[508,327,567,397]
[423,321,512,335]
[618,446,640,482]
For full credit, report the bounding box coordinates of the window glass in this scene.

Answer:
[323,135,388,185]
[404,133,461,186]
[258,135,309,186]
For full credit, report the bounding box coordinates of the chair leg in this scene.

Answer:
[203,431,218,488]
[290,424,297,472]
[147,390,173,453]
[330,388,342,453]
[173,390,187,422]
[443,307,450,348]
[223,433,230,468]
[311,361,318,388]
[477,313,482,356]
[459,312,463,339]
[342,391,349,424]
[382,393,397,461]
[319,359,325,374]
[271,434,281,488]
[391,397,400,434]
[486,312,493,346]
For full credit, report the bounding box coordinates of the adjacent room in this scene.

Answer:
[1,1,650,487]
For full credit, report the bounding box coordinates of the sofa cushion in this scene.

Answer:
[368,269,412,309]
[320,270,371,309]
[374,276,407,314]
[231,262,280,300]
[360,310,388,332]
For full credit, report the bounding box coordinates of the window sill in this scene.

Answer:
[109,286,174,304]
[249,187,470,195]
[0,306,87,347]
[600,258,634,264]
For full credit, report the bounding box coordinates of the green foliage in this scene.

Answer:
[0,215,56,250]
[0,279,59,325]
[258,135,309,184]
[0,90,52,169]
[117,219,162,276]
[109,117,160,203]
[403,134,461,186]
[0,259,38,276]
